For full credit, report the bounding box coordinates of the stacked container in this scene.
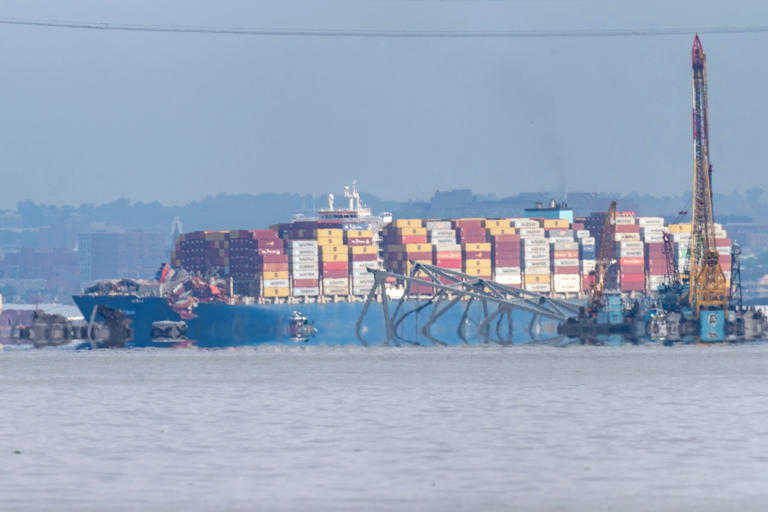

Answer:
[288,240,320,296]
[716,237,732,288]
[669,223,692,275]
[638,217,665,243]
[462,242,492,278]
[645,242,667,292]
[347,229,378,295]
[521,237,550,292]
[580,237,597,292]
[617,240,644,292]
[491,234,521,286]
[551,240,580,294]
[317,228,349,296]
[453,219,487,244]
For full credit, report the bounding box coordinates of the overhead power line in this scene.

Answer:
[1,17,768,38]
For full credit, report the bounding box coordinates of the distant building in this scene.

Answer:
[524,199,574,224]
[78,232,166,281]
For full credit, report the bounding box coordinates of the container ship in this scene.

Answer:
[71,179,737,347]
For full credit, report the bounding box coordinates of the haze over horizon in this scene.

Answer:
[1,0,768,208]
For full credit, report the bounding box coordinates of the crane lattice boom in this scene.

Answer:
[688,35,727,317]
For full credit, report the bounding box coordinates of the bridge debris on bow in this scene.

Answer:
[355,263,580,346]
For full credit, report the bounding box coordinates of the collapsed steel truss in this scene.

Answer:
[355,263,581,346]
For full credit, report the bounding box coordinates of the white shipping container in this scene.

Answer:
[292,270,319,279]
[714,230,727,238]
[620,241,644,250]
[575,230,591,239]
[523,258,549,267]
[554,274,580,284]
[524,267,550,276]
[716,247,731,256]
[494,275,522,285]
[494,266,522,275]
[429,229,456,238]
[425,221,452,230]
[553,283,580,293]
[548,237,574,244]
[351,261,377,270]
[614,216,635,225]
[553,258,580,267]
[620,249,644,258]
[513,219,540,228]
[552,241,579,251]
[614,233,641,241]
[525,283,551,292]
[637,217,665,226]
[522,237,548,247]
[323,278,349,287]
[519,228,546,238]
[580,237,596,246]
[263,279,289,288]
[293,287,320,296]
[291,254,319,264]
[431,237,457,246]
[291,262,318,271]
[643,233,665,243]
[289,240,318,249]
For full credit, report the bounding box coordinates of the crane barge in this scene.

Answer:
[560,35,768,344]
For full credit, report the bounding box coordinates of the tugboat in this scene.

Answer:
[287,311,317,342]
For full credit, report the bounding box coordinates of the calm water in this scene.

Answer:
[3,344,768,511]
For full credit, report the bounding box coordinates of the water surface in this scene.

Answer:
[2,344,768,511]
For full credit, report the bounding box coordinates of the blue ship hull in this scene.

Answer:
[72,294,558,348]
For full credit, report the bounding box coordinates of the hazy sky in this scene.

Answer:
[1,0,767,207]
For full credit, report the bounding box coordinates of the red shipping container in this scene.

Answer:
[620,257,644,266]
[553,250,578,259]
[492,242,520,252]
[621,272,645,282]
[433,251,461,259]
[350,253,377,262]
[647,262,668,274]
[621,264,645,275]
[458,236,487,244]
[262,263,289,272]
[346,237,373,246]
[435,260,462,268]
[410,284,435,295]
[453,219,484,229]
[322,269,348,278]
[716,238,731,246]
[321,261,348,271]
[554,266,580,274]
[491,234,520,243]
[493,257,521,267]
[259,254,288,263]
[463,250,490,259]
[621,282,645,291]
[293,278,319,287]
[572,222,585,230]
[615,225,640,233]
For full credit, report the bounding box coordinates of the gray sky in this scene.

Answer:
[1,0,767,207]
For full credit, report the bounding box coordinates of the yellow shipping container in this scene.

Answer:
[463,243,491,251]
[350,245,378,255]
[320,252,349,262]
[392,219,423,228]
[260,271,289,280]
[542,219,570,229]
[262,287,290,298]
[525,274,551,284]
[464,259,492,269]
[464,267,492,277]
[668,223,692,233]
[487,227,517,236]
[315,229,344,238]
[321,244,347,254]
[483,219,512,228]
[345,229,374,238]
[316,237,345,247]
[391,227,427,236]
